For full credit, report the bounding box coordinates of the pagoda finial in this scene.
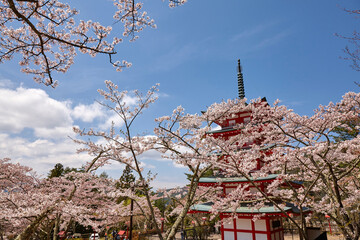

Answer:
[237,59,245,99]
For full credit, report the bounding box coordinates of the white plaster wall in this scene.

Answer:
[224,231,235,240]
[223,218,234,229]
[254,219,267,231]
[256,233,268,240]
[236,218,252,230]
[237,232,252,240]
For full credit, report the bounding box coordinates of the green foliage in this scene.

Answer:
[48,163,64,178]
[99,171,109,179]
[332,119,360,142]
[47,163,78,178]
[117,165,136,189]
[116,165,136,204]
[185,168,214,182]
[154,198,168,217]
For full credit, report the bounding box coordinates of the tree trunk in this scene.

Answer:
[46,220,55,240]
[52,214,60,240]
[165,179,199,240]
[64,218,73,236]
[129,199,134,240]
[15,209,51,240]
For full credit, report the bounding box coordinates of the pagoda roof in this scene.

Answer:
[199,174,278,184]
[190,202,292,214]
[206,126,241,135]
[190,202,310,215]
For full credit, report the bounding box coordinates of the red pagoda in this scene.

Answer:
[188,60,303,240]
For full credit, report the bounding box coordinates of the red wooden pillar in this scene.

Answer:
[280,218,284,240]
[266,216,271,240]
[251,218,256,240]
[221,215,225,240]
[233,218,237,240]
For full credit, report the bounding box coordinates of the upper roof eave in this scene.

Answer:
[199,174,278,183]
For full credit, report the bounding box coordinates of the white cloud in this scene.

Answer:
[285,100,304,107]
[0,87,73,135]
[230,22,278,42]
[146,164,156,169]
[0,84,184,185]
[34,126,76,140]
[252,30,290,50]
[0,86,100,176]
[151,179,187,189]
[0,78,15,88]
[173,162,187,168]
[84,94,139,130]
[0,85,136,137]
[229,22,291,53]
[98,112,125,130]
[122,94,137,106]
[72,102,105,122]
[139,148,190,170]
[138,149,169,162]
[0,133,91,176]
[156,92,169,98]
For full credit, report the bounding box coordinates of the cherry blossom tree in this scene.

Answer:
[6,79,359,240]
[0,158,36,238]
[73,80,165,239]
[0,154,154,240]
[195,99,314,240]
[250,92,360,240]
[153,91,360,240]
[74,80,215,240]
[155,185,220,228]
[154,104,238,238]
[0,0,186,87]
[167,92,360,240]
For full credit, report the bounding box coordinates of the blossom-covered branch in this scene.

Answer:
[0,0,186,87]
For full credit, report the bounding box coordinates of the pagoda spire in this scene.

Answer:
[237,59,245,99]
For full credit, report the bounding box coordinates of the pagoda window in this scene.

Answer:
[272,220,281,229]
[270,219,282,231]
[243,141,254,148]
[225,187,236,195]
[249,187,258,194]
[244,117,251,123]
[240,113,251,117]
[229,120,236,126]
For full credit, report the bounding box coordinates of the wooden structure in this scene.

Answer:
[188,60,302,240]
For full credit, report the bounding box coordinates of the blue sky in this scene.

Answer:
[0,0,359,188]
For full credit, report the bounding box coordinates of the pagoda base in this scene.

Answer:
[221,213,284,240]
